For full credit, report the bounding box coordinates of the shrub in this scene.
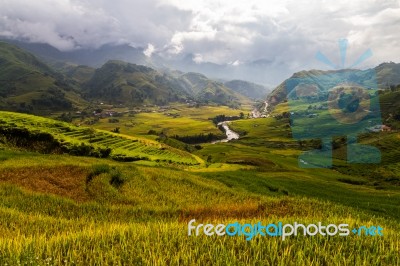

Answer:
[109,169,125,188]
[108,118,119,123]
[86,164,111,184]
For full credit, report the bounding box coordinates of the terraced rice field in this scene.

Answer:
[0,111,202,165]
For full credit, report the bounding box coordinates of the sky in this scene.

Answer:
[0,0,399,84]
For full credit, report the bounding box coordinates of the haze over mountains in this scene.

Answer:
[0,41,267,114]
[1,39,400,117]
[3,39,285,87]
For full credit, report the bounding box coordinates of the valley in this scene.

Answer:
[0,41,399,265]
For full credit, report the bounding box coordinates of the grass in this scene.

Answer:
[0,106,400,264]
[0,111,201,165]
[0,174,398,265]
[79,104,250,137]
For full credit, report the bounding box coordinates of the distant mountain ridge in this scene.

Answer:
[224,80,270,100]
[84,61,250,107]
[2,39,285,86]
[0,42,251,113]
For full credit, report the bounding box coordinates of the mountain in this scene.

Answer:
[267,63,400,110]
[84,60,189,106]
[0,42,86,114]
[175,72,250,107]
[3,39,290,86]
[59,64,96,84]
[224,80,270,100]
[0,42,250,111]
[375,62,400,87]
[84,61,250,107]
[2,39,156,68]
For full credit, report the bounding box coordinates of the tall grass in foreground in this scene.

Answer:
[0,219,398,265]
[0,150,399,265]
[0,180,399,265]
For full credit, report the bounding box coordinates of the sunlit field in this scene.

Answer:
[1,106,399,264]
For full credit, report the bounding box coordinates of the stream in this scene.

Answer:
[211,121,240,144]
[211,101,268,144]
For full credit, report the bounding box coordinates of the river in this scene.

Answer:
[211,121,239,144]
[212,101,269,144]
[251,101,269,118]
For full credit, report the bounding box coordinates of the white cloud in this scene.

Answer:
[0,0,399,81]
[192,53,203,64]
[143,43,155,57]
[231,60,242,66]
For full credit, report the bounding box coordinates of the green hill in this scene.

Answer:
[375,62,400,87]
[177,72,251,107]
[267,63,400,110]
[224,79,270,100]
[0,43,250,112]
[56,63,96,84]
[84,60,191,106]
[0,42,87,114]
[0,111,201,165]
[85,61,250,107]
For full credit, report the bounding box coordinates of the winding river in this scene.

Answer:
[212,101,268,144]
[212,121,239,144]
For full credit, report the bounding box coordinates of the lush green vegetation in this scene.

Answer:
[0,42,86,114]
[0,111,201,165]
[0,42,253,116]
[267,64,400,110]
[1,105,399,264]
[0,42,400,265]
[79,104,250,138]
[0,148,398,265]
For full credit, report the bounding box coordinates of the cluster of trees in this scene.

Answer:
[172,133,222,144]
[67,143,112,158]
[156,134,201,152]
[211,113,243,125]
[58,112,73,122]
[0,127,61,153]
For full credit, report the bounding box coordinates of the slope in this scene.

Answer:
[177,72,251,107]
[85,61,251,107]
[224,80,270,100]
[84,60,191,106]
[0,42,87,114]
[267,62,400,110]
[0,111,202,165]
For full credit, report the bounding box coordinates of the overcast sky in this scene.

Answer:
[1,0,399,78]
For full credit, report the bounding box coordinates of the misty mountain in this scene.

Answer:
[3,39,287,87]
[0,42,251,114]
[224,80,270,100]
[2,39,156,68]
